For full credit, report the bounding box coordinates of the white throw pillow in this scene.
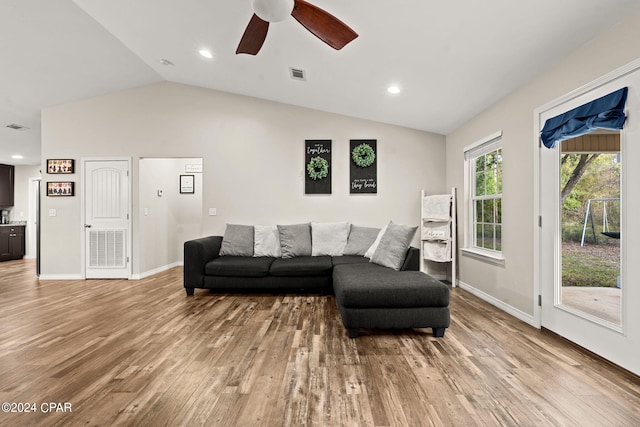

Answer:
[253,225,281,257]
[364,222,389,259]
[311,222,350,256]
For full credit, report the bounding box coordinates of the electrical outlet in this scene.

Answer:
[209,208,217,216]
[49,209,57,217]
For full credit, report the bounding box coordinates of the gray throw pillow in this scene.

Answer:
[343,225,380,256]
[219,224,255,256]
[370,222,418,270]
[277,223,312,259]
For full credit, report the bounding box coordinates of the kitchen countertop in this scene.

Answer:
[0,221,27,227]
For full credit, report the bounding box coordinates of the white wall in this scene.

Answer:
[445,12,640,317]
[10,165,40,222]
[12,165,41,258]
[137,157,203,277]
[41,82,446,277]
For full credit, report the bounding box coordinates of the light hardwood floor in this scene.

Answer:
[0,259,639,426]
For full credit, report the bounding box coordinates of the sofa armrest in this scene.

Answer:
[183,236,223,291]
[400,247,420,271]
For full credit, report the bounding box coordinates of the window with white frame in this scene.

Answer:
[464,131,503,260]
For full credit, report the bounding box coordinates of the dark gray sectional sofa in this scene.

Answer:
[184,235,450,338]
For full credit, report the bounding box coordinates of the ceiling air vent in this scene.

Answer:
[289,67,306,81]
[5,123,29,131]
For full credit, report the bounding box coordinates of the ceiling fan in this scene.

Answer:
[236,0,358,55]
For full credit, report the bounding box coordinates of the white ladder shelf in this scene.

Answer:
[420,188,457,287]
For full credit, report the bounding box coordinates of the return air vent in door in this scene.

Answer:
[88,229,126,268]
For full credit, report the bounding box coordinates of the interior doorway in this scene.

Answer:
[27,178,40,262]
[137,158,203,278]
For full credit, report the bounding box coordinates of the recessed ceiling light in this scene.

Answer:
[387,86,401,94]
[199,49,213,59]
[11,155,23,159]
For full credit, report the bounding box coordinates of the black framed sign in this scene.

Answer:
[47,159,74,174]
[305,140,331,194]
[180,175,195,194]
[350,139,377,194]
[47,181,74,196]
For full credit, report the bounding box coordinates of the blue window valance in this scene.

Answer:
[541,87,628,149]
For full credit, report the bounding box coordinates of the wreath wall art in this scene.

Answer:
[305,140,331,194]
[307,156,329,180]
[352,143,376,167]
[350,139,377,194]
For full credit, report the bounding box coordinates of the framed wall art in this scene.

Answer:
[180,174,195,194]
[47,159,74,174]
[350,139,377,194]
[305,140,332,194]
[47,181,74,196]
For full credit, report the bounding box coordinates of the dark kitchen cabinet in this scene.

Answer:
[0,225,25,261]
[0,164,15,207]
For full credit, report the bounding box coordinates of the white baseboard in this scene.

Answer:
[457,280,537,327]
[38,274,83,281]
[39,262,183,281]
[131,261,182,280]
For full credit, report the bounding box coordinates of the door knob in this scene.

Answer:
[84,224,92,228]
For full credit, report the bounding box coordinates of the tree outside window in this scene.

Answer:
[464,132,503,259]
[473,149,503,252]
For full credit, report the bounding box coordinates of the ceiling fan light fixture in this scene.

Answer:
[252,0,294,23]
[237,0,357,55]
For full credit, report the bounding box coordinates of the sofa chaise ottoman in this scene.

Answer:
[332,263,451,338]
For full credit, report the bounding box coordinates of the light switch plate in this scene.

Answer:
[209,208,217,216]
[49,209,57,217]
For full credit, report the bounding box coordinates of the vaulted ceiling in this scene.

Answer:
[3,0,640,165]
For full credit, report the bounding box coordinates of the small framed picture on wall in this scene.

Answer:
[47,181,74,196]
[180,175,195,194]
[47,159,74,174]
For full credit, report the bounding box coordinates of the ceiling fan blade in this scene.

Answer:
[236,14,270,55]
[291,0,358,50]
